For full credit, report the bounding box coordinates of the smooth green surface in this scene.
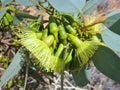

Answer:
[13,16,22,25]
[0,48,25,87]
[48,0,85,14]
[0,9,6,21]
[103,9,120,35]
[15,0,37,6]
[101,29,120,52]
[92,46,120,83]
[82,0,102,15]
[16,12,38,19]
[72,66,90,87]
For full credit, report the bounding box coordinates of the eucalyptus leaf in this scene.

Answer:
[103,9,120,35]
[82,0,102,15]
[15,0,37,6]
[1,0,13,5]
[0,48,26,87]
[101,29,120,52]
[41,2,49,8]
[72,66,90,87]
[92,46,120,83]
[48,0,86,14]
[15,12,38,19]
[85,67,91,81]
[13,16,21,25]
[0,9,6,21]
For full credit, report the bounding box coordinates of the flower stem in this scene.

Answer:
[61,44,69,90]
[23,62,29,90]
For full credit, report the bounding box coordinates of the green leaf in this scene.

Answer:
[15,12,38,19]
[92,46,120,83]
[15,0,37,6]
[0,9,6,21]
[0,48,25,87]
[103,9,120,35]
[101,29,120,52]
[48,0,85,14]
[85,67,91,81]
[13,16,21,25]
[82,0,102,15]
[41,2,49,8]
[1,0,13,5]
[72,66,90,87]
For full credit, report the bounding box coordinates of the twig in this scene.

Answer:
[60,61,64,90]
[35,1,52,15]
[23,61,29,90]
[0,39,15,46]
[61,44,70,90]
[64,79,74,87]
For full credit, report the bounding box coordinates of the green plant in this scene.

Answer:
[0,0,120,89]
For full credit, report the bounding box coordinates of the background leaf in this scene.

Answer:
[0,48,26,87]
[82,0,102,15]
[47,0,86,14]
[0,9,6,21]
[1,0,13,5]
[13,16,21,25]
[92,46,120,83]
[72,66,90,87]
[15,12,38,19]
[15,0,37,6]
[101,29,120,52]
[103,9,120,35]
